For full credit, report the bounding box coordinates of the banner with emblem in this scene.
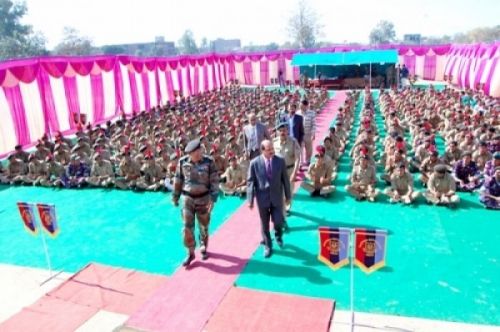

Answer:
[36,204,59,238]
[354,229,387,274]
[318,227,350,270]
[17,202,38,235]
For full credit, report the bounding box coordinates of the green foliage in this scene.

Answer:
[53,27,94,56]
[0,0,47,60]
[369,20,396,45]
[287,0,322,49]
[178,30,198,55]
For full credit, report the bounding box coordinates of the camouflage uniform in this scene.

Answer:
[173,149,219,257]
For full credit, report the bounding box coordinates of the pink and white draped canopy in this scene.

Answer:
[0,43,498,157]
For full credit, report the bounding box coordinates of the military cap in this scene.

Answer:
[434,164,447,173]
[275,122,288,131]
[184,139,201,153]
[315,145,326,155]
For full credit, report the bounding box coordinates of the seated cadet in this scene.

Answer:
[453,151,482,192]
[136,154,164,191]
[26,154,48,186]
[473,141,492,171]
[301,145,336,197]
[484,152,500,179]
[87,153,115,187]
[345,155,379,202]
[0,161,8,183]
[381,148,407,184]
[423,164,460,206]
[41,156,65,187]
[384,163,419,204]
[480,167,500,209]
[6,155,28,184]
[442,141,462,167]
[220,155,247,196]
[115,151,141,190]
[64,155,90,188]
[12,145,29,163]
[419,151,441,186]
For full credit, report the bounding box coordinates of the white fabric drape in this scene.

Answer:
[0,87,17,154]
[49,76,71,132]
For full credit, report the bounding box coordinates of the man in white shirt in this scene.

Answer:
[301,99,316,166]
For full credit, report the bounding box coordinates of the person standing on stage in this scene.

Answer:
[172,139,219,267]
[243,112,270,160]
[247,140,291,258]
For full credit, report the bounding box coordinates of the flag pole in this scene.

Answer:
[40,231,53,277]
[350,228,355,332]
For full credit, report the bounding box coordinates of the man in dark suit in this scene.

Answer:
[288,104,305,146]
[247,140,291,258]
[243,113,270,160]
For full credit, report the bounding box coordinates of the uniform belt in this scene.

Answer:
[287,164,295,169]
[182,190,209,198]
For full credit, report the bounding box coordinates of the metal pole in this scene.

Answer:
[40,231,53,277]
[350,229,355,332]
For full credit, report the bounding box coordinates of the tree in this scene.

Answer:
[53,27,94,55]
[0,0,48,60]
[265,42,280,51]
[369,20,396,45]
[178,30,198,55]
[199,37,209,52]
[287,0,322,49]
[102,45,126,55]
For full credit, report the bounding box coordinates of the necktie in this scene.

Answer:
[266,159,272,180]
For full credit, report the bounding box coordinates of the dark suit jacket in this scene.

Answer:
[247,155,291,209]
[290,114,304,145]
[243,123,270,153]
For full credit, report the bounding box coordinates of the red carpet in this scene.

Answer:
[0,263,167,332]
[204,287,335,332]
[126,92,347,332]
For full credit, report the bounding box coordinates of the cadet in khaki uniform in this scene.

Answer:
[301,146,336,197]
[115,152,141,190]
[384,163,419,204]
[173,139,219,267]
[6,155,28,184]
[273,123,301,213]
[26,154,47,185]
[420,151,441,185]
[87,153,115,187]
[220,155,247,196]
[423,164,460,206]
[136,155,164,191]
[41,156,65,187]
[345,155,379,201]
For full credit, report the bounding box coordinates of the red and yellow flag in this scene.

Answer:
[36,204,59,238]
[17,202,38,235]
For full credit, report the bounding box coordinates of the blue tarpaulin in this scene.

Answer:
[291,50,398,66]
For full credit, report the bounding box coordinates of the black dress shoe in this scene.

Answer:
[276,238,284,248]
[264,248,272,258]
[182,253,195,267]
[260,240,265,245]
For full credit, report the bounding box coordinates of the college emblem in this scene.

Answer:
[354,229,387,274]
[17,202,38,235]
[318,227,350,270]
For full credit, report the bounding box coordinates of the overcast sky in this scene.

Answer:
[23,0,500,48]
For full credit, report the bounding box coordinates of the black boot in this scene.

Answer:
[182,252,195,267]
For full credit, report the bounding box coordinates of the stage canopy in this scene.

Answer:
[291,50,399,66]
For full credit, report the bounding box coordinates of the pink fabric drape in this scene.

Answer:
[228,61,236,81]
[203,65,209,91]
[403,55,416,75]
[128,71,140,112]
[37,70,59,134]
[177,70,183,96]
[423,55,436,80]
[63,76,80,129]
[293,66,300,82]
[154,69,162,105]
[193,66,199,95]
[218,61,225,87]
[165,70,175,101]
[212,63,219,89]
[141,72,151,111]
[113,64,124,114]
[473,59,487,88]
[260,61,269,85]
[185,66,192,96]
[4,85,30,145]
[243,62,253,84]
[90,74,105,123]
[484,58,499,95]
